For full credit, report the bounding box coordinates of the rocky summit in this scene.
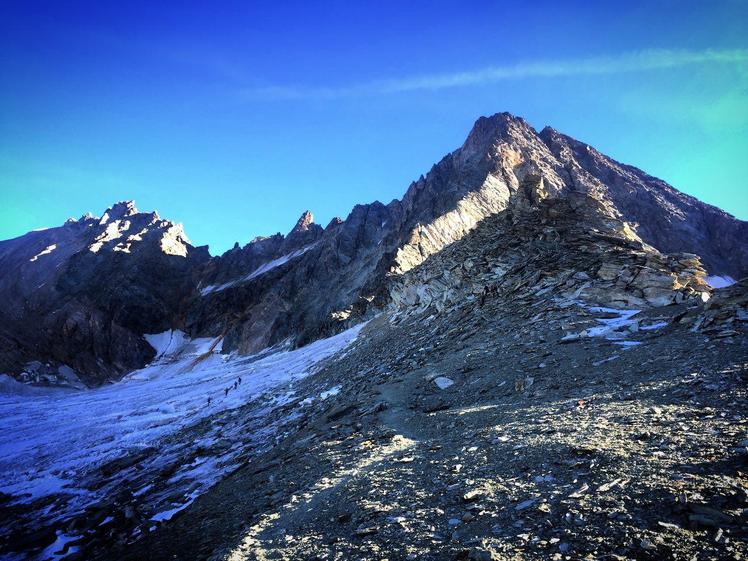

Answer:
[0,112,746,561]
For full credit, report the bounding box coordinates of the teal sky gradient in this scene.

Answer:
[1,1,747,254]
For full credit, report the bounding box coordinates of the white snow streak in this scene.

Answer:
[200,244,317,296]
[586,307,640,339]
[29,244,58,262]
[705,275,736,289]
[319,385,341,399]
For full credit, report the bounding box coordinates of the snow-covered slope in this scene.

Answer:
[0,323,365,560]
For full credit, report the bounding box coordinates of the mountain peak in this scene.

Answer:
[325,216,344,229]
[460,111,537,158]
[101,200,138,223]
[539,125,559,137]
[473,111,530,130]
[290,210,314,234]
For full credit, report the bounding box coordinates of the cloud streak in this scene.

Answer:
[242,48,748,101]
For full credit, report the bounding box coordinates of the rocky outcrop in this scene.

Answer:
[388,193,713,319]
[694,277,748,337]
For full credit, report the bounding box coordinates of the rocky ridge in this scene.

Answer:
[0,201,209,386]
[1,112,746,387]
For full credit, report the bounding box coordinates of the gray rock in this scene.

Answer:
[433,376,455,389]
[468,546,501,561]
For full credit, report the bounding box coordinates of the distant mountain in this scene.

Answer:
[1,112,746,386]
[0,201,209,386]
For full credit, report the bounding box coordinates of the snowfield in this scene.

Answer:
[705,275,737,289]
[0,323,365,559]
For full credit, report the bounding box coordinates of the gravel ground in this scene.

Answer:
[96,287,748,561]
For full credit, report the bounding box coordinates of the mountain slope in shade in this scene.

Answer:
[539,126,748,277]
[0,201,209,386]
[0,112,746,386]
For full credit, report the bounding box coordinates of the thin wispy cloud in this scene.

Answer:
[242,48,748,101]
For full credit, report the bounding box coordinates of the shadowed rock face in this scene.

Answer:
[0,202,210,386]
[1,112,746,385]
[538,126,748,278]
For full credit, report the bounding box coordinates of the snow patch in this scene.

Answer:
[563,305,644,346]
[706,275,736,289]
[614,341,643,348]
[640,321,668,331]
[144,330,190,359]
[40,530,81,560]
[433,376,455,390]
[29,244,58,262]
[320,385,341,399]
[151,490,200,522]
[586,307,640,339]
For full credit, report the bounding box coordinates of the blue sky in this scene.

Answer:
[1,0,747,254]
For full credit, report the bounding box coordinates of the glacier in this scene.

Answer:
[0,323,365,559]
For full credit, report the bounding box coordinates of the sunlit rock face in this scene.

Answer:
[1,112,746,385]
[189,112,746,359]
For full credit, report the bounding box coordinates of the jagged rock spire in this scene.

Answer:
[105,201,138,219]
[325,216,343,229]
[290,210,314,234]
